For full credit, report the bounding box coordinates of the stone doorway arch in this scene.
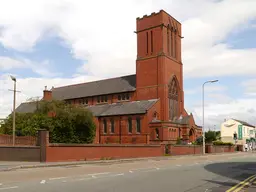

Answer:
[189,128,195,142]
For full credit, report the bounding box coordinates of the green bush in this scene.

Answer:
[191,141,197,145]
[213,141,234,146]
[1,100,96,144]
[176,137,182,145]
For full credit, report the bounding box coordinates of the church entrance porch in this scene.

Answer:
[189,128,196,143]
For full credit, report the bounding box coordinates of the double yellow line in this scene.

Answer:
[226,174,256,192]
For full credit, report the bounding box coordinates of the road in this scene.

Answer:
[0,153,255,192]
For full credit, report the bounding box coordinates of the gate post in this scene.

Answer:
[38,129,49,162]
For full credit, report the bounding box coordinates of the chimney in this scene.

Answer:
[43,86,52,101]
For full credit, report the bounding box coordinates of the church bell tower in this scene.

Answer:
[135,10,185,121]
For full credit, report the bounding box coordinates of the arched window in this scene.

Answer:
[136,117,141,133]
[168,77,179,121]
[128,117,132,133]
[155,128,159,139]
[111,119,115,133]
[103,119,107,134]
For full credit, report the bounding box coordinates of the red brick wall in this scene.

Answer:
[46,144,165,162]
[98,114,150,144]
[0,146,40,161]
[0,134,37,146]
[206,145,235,153]
[100,134,149,144]
[168,145,203,155]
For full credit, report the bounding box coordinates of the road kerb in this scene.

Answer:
[0,151,249,172]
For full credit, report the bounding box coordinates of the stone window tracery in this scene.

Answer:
[168,77,179,121]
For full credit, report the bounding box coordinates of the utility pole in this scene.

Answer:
[8,76,20,146]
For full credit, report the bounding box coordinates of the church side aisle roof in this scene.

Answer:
[15,99,158,117]
[87,99,158,117]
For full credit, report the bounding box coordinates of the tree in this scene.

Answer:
[1,100,96,143]
[205,130,218,143]
[195,130,219,145]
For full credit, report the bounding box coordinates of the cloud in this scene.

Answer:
[0,57,24,70]
[241,79,256,96]
[190,97,256,130]
[0,0,256,129]
[185,82,255,130]
[185,85,226,95]
[0,73,105,118]
[0,0,255,78]
[0,56,59,77]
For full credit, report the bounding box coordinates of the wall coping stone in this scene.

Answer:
[49,143,161,147]
[0,146,40,149]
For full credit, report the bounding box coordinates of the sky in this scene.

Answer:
[0,0,256,130]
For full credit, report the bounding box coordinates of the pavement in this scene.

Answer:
[0,152,255,192]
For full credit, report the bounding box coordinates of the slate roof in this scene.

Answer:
[15,99,158,117]
[232,119,255,128]
[87,99,158,117]
[52,74,136,100]
[174,115,190,125]
[15,101,39,114]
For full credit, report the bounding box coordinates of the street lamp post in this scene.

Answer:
[10,75,16,146]
[202,80,218,155]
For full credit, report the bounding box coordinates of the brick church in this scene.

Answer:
[16,10,202,144]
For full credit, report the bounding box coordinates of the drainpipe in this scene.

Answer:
[119,116,122,144]
[99,117,101,144]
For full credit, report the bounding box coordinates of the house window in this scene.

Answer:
[136,117,141,133]
[104,95,108,102]
[111,119,115,133]
[118,95,121,100]
[103,119,107,134]
[101,96,104,102]
[128,117,132,133]
[122,94,126,100]
[97,97,100,103]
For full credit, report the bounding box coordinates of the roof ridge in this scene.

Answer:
[53,74,136,90]
[21,101,39,104]
[231,118,255,127]
[88,99,158,107]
